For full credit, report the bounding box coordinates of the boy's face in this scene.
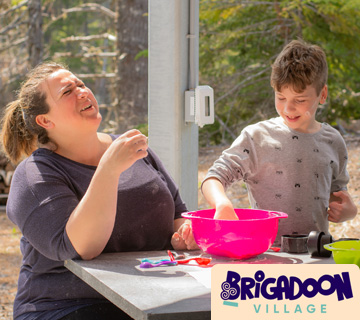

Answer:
[275,84,327,133]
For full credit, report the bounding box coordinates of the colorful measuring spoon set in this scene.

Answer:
[139,250,211,268]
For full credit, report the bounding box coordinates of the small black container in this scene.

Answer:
[281,234,309,253]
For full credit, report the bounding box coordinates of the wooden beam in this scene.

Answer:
[60,33,116,43]
[53,52,117,58]
[62,3,116,19]
[0,37,27,53]
[44,3,115,31]
[74,73,116,78]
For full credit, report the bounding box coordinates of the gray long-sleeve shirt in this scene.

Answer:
[7,135,187,320]
[203,117,349,244]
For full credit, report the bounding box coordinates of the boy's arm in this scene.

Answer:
[201,177,239,220]
[328,190,358,223]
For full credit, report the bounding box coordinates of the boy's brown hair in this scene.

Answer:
[270,39,328,95]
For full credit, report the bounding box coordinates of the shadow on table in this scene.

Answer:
[209,253,303,265]
[143,293,211,320]
[70,252,192,279]
[69,250,311,280]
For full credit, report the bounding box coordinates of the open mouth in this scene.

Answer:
[80,104,93,112]
[286,115,300,121]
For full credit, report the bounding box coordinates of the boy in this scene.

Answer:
[201,39,357,245]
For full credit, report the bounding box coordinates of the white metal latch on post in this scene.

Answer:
[185,86,215,128]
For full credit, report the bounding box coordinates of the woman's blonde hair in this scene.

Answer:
[270,39,328,95]
[1,62,66,164]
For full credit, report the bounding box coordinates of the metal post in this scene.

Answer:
[148,0,199,210]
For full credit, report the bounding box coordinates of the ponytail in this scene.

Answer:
[0,61,65,165]
[1,100,37,165]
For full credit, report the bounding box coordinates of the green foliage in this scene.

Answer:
[10,0,24,5]
[135,123,148,136]
[199,0,360,145]
[135,49,148,60]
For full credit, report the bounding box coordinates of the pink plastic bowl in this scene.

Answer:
[182,208,288,259]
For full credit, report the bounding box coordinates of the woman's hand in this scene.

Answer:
[99,129,148,176]
[171,219,199,250]
[66,129,148,260]
[328,190,358,223]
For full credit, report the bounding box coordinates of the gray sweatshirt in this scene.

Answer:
[203,117,349,244]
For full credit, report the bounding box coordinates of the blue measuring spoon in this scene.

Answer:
[139,260,177,268]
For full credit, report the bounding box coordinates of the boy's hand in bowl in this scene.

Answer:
[214,202,239,220]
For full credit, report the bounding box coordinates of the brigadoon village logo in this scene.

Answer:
[220,270,353,314]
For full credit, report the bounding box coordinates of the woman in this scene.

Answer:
[1,62,197,320]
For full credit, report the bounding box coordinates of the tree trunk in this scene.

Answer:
[115,0,148,133]
[27,0,43,68]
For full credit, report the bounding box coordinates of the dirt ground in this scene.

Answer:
[0,212,21,320]
[1,137,360,319]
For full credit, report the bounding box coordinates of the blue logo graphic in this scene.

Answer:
[221,270,353,304]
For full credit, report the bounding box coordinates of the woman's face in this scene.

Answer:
[38,69,102,135]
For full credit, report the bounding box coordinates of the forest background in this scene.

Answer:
[1,1,360,319]
[1,0,360,146]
